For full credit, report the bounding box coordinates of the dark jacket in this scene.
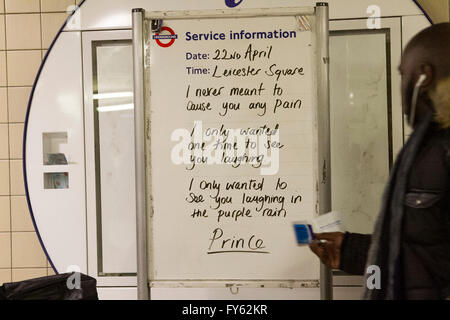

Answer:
[339,125,450,299]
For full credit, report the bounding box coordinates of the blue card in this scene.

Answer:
[293,223,314,245]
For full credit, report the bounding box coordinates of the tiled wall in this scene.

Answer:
[0,0,82,286]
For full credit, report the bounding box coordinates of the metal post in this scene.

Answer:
[132,8,149,300]
[315,2,333,301]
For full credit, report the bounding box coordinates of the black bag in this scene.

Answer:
[0,272,98,300]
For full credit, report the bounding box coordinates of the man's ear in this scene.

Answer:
[418,63,434,88]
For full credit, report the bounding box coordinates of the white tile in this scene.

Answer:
[0,15,5,50]
[6,14,41,50]
[0,233,11,268]
[0,124,8,159]
[0,88,7,123]
[0,196,10,232]
[0,160,10,196]
[8,123,24,159]
[11,196,33,231]
[0,51,6,87]
[7,50,42,86]
[11,232,47,268]
[5,0,40,13]
[9,160,25,196]
[0,269,12,285]
[8,87,31,123]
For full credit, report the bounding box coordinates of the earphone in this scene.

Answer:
[408,74,427,126]
[416,74,427,87]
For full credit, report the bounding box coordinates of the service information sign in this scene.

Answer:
[147,15,320,281]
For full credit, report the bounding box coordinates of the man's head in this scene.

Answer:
[399,22,450,128]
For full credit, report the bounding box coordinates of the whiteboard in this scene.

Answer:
[142,8,328,284]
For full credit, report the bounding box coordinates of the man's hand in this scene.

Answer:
[309,232,344,269]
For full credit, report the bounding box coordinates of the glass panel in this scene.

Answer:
[92,40,136,276]
[330,30,392,235]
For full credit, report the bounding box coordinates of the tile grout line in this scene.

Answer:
[0,49,50,52]
[1,230,37,233]
[0,267,47,269]
[1,11,70,15]
[38,0,49,277]
[40,0,52,276]
[3,0,13,283]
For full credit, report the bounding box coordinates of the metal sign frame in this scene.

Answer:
[132,3,331,300]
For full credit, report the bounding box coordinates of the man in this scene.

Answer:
[309,23,450,300]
